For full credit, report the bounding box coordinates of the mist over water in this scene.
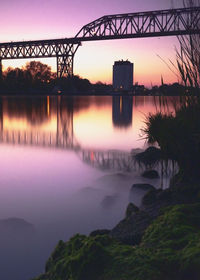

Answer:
[0,96,178,280]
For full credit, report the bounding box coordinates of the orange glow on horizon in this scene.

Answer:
[2,36,179,87]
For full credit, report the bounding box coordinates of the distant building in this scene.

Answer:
[113,60,134,91]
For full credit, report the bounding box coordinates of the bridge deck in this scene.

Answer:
[0,7,199,77]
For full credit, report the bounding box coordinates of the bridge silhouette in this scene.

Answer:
[0,7,199,78]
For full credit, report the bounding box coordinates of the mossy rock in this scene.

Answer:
[142,203,200,280]
[33,203,200,280]
[142,189,159,206]
[125,202,139,218]
[129,184,155,202]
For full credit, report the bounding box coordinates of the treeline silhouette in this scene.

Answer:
[0,61,111,94]
[0,61,197,96]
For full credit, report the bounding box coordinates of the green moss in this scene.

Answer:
[33,203,200,280]
[179,236,200,279]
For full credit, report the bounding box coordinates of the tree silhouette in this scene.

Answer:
[24,61,55,85]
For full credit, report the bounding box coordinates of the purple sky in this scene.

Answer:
[1,0,185,86]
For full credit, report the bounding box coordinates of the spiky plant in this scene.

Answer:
[175,0,200,91]
[142,97,200,185]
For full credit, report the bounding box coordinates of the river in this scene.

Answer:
[0,95,178,280]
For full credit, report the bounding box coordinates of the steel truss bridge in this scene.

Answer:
[0,7,199,78]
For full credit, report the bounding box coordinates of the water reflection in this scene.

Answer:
[0,95,181,280]
[1,96,76,149]
[0,95,179,151]
[112,96,133,128]
[0,96,138,172]
[0,96,181,172]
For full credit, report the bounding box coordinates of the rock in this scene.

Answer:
[89,229,111,237]
[131,183,155,192]
[140,183,200,219]
[0,217,35,239]
[142,189,160,206]
[140,189,168,218]
[110,184,180,246]
[0,217,34,232]
[110,210,152,245]
[141,170,159,179]
[33,203,200,280]
[134,146,162,168]
[125,203,139,218]
[111,186,174,245]
[95,173,132,191]
[101,194,118,209]
[129,183,155,203]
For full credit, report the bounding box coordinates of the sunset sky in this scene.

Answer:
[1,0,186,87]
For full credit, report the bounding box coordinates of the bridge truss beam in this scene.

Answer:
[0,7,199,78]
[76,7,200,41]
[0,39,81,78]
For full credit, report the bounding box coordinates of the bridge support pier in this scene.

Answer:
[0,59,2,80]
[57,55,74,78]
[56,43,80,78]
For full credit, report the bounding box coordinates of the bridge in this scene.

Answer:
[0,7,199,78]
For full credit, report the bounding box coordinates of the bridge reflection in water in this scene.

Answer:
[81,149,141,171]
[0,96,142,171]
[0,96,78,150]
[0,95,181,173]
[1,96,176,172]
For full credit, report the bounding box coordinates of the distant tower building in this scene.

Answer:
[113,60,134,91]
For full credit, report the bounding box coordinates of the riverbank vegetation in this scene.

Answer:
[0,61,197,95]
[143,97,200,184]
[0,61,111,94]
[175,0,200,91]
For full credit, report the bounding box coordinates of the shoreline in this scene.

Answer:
[32,163,200,280]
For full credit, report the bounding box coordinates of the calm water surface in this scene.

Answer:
[0,96,178,280]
